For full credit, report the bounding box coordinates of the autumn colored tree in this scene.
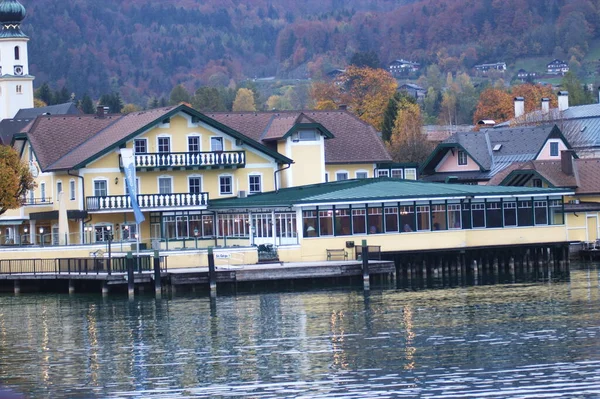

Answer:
[314,100,338,110]
[310,81,341,106]
[0,145,35,216]
[473,87,514,126]
[33,98,47,108]
[232,88,257,111]
[512,83,558,112]
[121,103,141,114]
[387,98,433,163]
[266,95,292,110]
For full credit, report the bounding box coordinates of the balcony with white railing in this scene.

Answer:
[23,197,53,206]
[131,151,246,170]
[86,192,209,212]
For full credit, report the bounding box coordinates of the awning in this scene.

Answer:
[29,210,88,221]
[0,220,24,226]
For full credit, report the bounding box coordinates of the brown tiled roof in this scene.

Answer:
[47,107,176,171]
[209,110,392,163]
[28,114,121,171]
[574,159,600,194]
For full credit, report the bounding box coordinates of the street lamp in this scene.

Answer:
[23,227,28,245]
[194,227,199,249]
[39,227,44,247]
[106,225,113,275]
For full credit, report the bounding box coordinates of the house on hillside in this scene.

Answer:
[398,83,426,101]
[389,59,421,77]
[516,69,537,81]
[474,62,506,75]
[419,124,574,185]
[547,59,569,75]
[326,69,346,80]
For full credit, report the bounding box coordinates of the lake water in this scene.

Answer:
[1,262,600,398]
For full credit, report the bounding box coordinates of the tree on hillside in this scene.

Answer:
[382,91,416,142]
[561,71,595,106]
[80,94,95,114]
[232,88,256,111]
[349,51,380,69]
[512,83,558,112]
[266,95,292,110]
[35,82,52,106]
[33,98,47,108]
[121,103,141,114]
[98,92,124,114]
[0,145,35,217]
[472,87,514,126]
[387,98,432,163]
[191,87,227,112]
[169,84,191,105]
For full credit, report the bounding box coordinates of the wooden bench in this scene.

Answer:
[326,249,348,261]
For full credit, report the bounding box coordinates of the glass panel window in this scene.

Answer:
[448,204,461,229]
[188,136,200,153]
[319,210,333,236]
[121,224,137,241]
[219,176,232,195]
[405,169,417,180]
[486,202,503,228]
[158,177,172,194]
[69,180,76,200]
[164,215,176,239]
[368,207,383,234]
[157,137,170,153]
[249,175,261,193]
[56,181,62,194]
[41,183,46,202]
[377,170,390,177]
[431,204,447,230]
[391,169,403,179]
[416,205,430,231]
[134,139,147,154]
[503,202,517,226]
[534,200,548,225]
[276,213,297,239]
[302,211,318,237]
[189,177,202,194]
[471,203,486,228]
[400,205,416,232]
[295,130,317,141]
[532,178,542,188]
[336,172,348,181]
[218,214,249,237]
[93,180,107,197]
[550,199,564,225]
[352,209,366,234]
[458,150,467,165]
[550,142,559,157]
[384,207,399,232]
[462,202,472,229]
[356,171,368,179]
[334,209,351,236]
[211,137,223,151]
[189,214,202,238]
[202,215,214,236]
[518,200,533,226]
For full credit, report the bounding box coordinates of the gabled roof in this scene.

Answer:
[421,125,567,177]
[209,110,392,164]
[210,178,570,209]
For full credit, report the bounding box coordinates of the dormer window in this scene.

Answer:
[550,142,559,157]
[293,129,318,141]
[457,150,468,165]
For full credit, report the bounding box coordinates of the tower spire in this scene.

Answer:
[0,0,27,38]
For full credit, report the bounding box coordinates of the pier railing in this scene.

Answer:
[0,255,167,275]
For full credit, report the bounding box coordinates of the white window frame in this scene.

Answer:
[56,180,63,196]
[391,169,403,179]
[249,174,262,194]
[157,175,173,194]
[325,172,330,182]
[293,129,318,142]
[93,178,108,197]
[188,175,203,194]
[40,182,46,202]
[69,179,76,201]
[355,170,368,179]
[211,136,224,152]
[187,134,201,153]
[156,135,171,153]
[549,141,559,157]
[134,138,148,154]
[219,174,233,195]
[335,171,349,181]
[405,168,417,180]
[377,169,390,177]
[457,150,468,166]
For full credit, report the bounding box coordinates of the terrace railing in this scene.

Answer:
[86,192,208,211]
[134,151,245,169]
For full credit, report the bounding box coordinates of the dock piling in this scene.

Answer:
[14,280,20,295]
[101,281,109,296]
[208,247,217,294]
[153,250,161,296]
[362,240,370,290]
[68,279,75,294]
[127,251,134,298]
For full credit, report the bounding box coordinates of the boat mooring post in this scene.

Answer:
[208,246,217,295]
[362,239,370,290]
[153,250,161,296]
[127,251,135,298]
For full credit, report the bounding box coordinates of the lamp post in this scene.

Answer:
[23,227,28,245]
[106,226,113,275]
[39,227,44,247]
[194,228,199,249]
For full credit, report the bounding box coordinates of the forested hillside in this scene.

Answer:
[23,0,598,104]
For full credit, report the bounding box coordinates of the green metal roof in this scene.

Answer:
[210,178,572,209]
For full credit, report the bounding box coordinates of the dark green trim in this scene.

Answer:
[72,104,293,169]
[279,123,335,141]
[533,124,578,160]
[499,169,555,188]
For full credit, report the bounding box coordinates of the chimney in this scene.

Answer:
[541,97,550,114]
[561,149,575,176]
[338,104,347,110]
[514,97,525,118]
[96,105,105,118]
[558,91,569,111]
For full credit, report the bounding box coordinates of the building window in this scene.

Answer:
[188,136,200,153]
[249,175,261,193]
[325,173,329,182]
[69,180,76,200]
[121,224,137,241]
[534,200,548,225]
[416,205,430,231]
[56,181,62,195]
[93,180,107,197]
[352,209,366,234]
[405,168,417,180]
[356,171,368,179]
[189,177,202,194]
[448,204,461,229]
[471,202,486,228]
[532,178,542,188]
[40,182,46,202]
[391,169,403,179]
[377,169,390,177]
[550,142,559,157]
[125,177,140,196]
[16,85,22,94]
[14,46,19,60]
[294,130,318,141]
[157,137,170,153]
[458,150,467,165]
[158,177,172,194]
[219,175,232,195]
[503,202,517,226]
[211,137,223,151]
[336,172,348,181]
[134,139,147,154]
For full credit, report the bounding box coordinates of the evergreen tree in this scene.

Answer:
[561,71,594,106]
[382,92,401,142]
[191,87,227,112]
[98,92,124,114]
[169,84,191,105]
[35,82,52,106]
[80,94,95,114]
[349,51,381,69]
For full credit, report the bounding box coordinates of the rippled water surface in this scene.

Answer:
[2,263,600,398]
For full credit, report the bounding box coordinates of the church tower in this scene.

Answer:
[0,0,33,120]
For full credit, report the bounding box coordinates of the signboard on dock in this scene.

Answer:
[215,253,231,259]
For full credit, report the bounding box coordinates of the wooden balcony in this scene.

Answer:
[23,197,53,206]
[86,192,209,212]
[132,151,245,170]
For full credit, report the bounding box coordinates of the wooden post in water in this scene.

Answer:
[68,279,75,294]
[509,256,515,282]
[153,250,161,296]
[14,280,20,295]
[101,281,109,296]
[127,251,135,298]
[208,246,217,295]
[361,240,370,290]
[472,258,478,285]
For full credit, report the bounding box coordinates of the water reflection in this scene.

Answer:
[0,263,600,397]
